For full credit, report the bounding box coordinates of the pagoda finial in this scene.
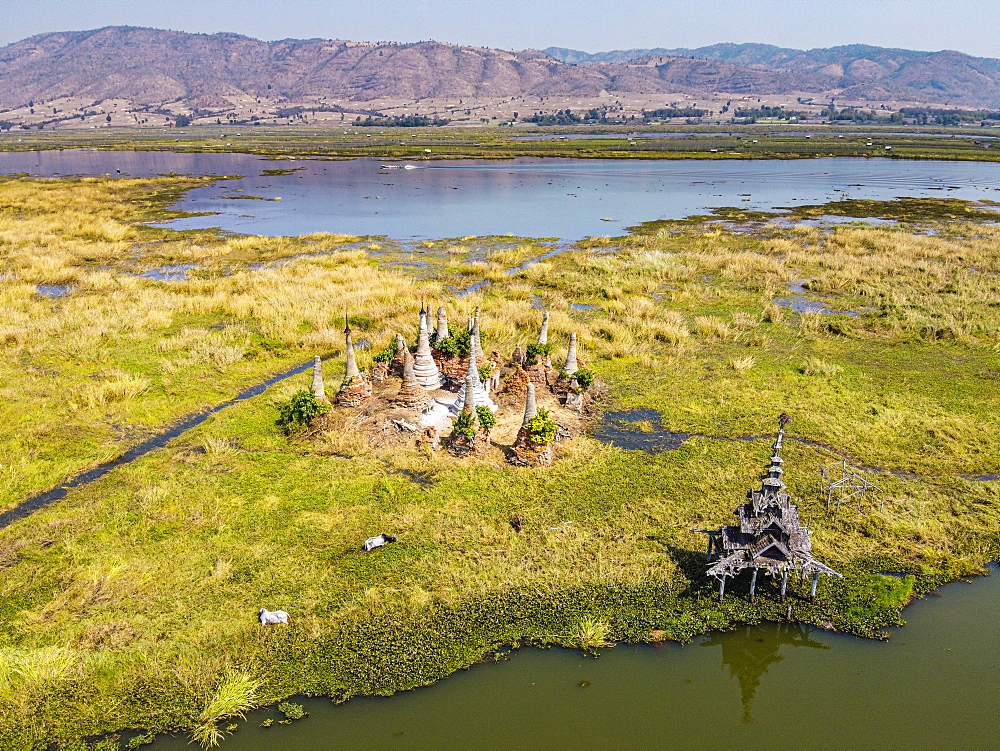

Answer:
[402,349,418,385]
[773,413,790,455]
[344,318,360,379]
[563,332,579,376]
[436,306,449,341]
[343,310,351,335]
[521,382,537,427]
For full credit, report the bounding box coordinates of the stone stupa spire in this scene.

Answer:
[562,332,579,376]
[310,356,326,401]
[521,382,537,427]
[538,311,550,345]
[413,308,443,390]
[394,349,430,410]
[449,349,497,415]
[461,366,480,421]
[336,315,373,407]
[344,317,360,379]
[436,306,450,342]
[469,309,485,363]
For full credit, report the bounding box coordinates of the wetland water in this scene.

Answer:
[153,564,1000,750]
[7,149,1000,746]
[1,151,999,239]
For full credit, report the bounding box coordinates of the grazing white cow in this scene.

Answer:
[363,533,398,552]
[259,608,290,625]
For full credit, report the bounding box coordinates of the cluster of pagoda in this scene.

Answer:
[309,304,593,464]
[697,415,840,602]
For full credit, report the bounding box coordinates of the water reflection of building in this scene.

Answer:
[702,623,828,723]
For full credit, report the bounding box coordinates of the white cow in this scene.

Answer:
[259,608,290,625]
[363,533,398,552]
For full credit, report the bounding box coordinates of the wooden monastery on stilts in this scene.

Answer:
[696,414,841,603]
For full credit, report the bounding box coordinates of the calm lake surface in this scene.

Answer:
[152,564,1000,750]
[1,151,998,239]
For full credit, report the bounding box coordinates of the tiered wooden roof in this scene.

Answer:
[698,415,839,600]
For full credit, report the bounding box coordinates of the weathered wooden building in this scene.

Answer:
[697,415,840,601]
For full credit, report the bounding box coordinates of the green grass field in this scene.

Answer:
[0,173,998,749]
[1,123,998,163]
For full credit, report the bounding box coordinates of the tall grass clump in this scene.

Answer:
[191,670,259,748]
[801,356,843,377]
[692,316,732,340]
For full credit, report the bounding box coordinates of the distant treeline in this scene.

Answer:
[641,107,709,119]
[732,105,806,121]
[899,107,1000,124]
[354,115,450,127]
[523,109,584,125]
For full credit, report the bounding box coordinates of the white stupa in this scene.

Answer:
[412,307,443,390]
[448,351,497,415]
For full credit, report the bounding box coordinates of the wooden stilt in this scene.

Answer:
[706,535,713,561]
[810,571,819,600]
[780,569,789,602]
[718,575,727,602]
[749,568,758,601]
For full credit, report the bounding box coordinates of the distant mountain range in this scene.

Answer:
[545,43,1000,108]
[0,27,998,116]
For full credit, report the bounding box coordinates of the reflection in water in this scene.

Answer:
[702,623,828,723]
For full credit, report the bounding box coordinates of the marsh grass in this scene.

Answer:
[2,179,1000,747]
[191,670,259,748]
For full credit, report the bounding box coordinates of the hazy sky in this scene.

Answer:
[2,0,998,58]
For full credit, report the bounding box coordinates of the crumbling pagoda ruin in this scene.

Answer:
[308,304,596,465]
[697,415,840,602]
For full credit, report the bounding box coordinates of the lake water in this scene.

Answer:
[1,151,999,240]
[151,563,1000,750]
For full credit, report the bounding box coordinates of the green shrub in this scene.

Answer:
[525,408,558,444]
[477,363,493,381]
[435,328,471,358]
[275,389,330,434]
[525,342,553,365]
[371,345,396,363]
[476,406,496,431]
[452,409,477,440]
[572,368,595,390]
